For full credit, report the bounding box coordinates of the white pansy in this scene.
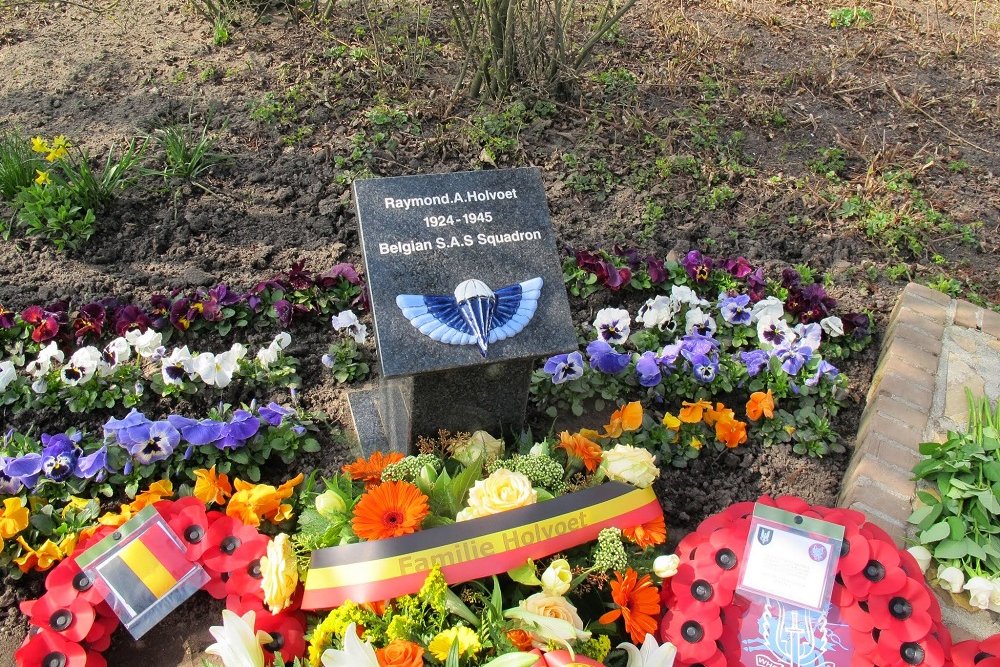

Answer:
[0,360,15,392]
[99,337,132,376]
[60,347,102,385]
[750,296,784,323]
[193,349,241,388]
[272,332,292,349]
[653,554,681,579]
[619,634,678,667]
[31,378,48,394]
[820,316,844,338]
[593,308,631,345]
[161,346,194,385]
[684,307,717,336]
[906,545,932,573]
[936,566,965,593]
[670,285,709,308]
[636,296,680,331]
[321,622,379,667]
[331,311,368,345]
[205,609,270,667]
[26,342,64,377]
[230,342,248,360]
[757,315,795,349]
[127,329,163,358]
[257,332,292,370]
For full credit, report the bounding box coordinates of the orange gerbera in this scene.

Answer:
[343,451,405,487]
[603,401,643,438]
[558,430,603,472]
[352,481,429,541]
[622,516,667,549]
[193,466,232,505]
[678,399,711,424]
[746,390,775,421]
[715,416,748,449]
[597,568,660,643]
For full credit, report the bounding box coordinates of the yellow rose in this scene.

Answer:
[540,558,572,596]
[260,533,298,613]
[602,444,658,488]
[520,593,584,648]
[458,469,536,521]
[451,431,504,466]
[314,490,347,518]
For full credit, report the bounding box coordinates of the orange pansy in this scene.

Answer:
[622,516,667,549]
[131,479,174,511]
[603,401,643,438]
[343,451,406,487]
[558,431,603,472]
[193,466,233,505]
[597,568,660,644]
[715,416,748,449]
[352,481,429,541]
[746,390,775,421]
[703,402,734,427]
[678,400,711,424]
[227,473,304,527]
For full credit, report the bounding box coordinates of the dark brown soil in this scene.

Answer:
[1,0,998,663]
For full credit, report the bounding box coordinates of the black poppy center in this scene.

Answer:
[43,652,67,667]
[248,559,262,578]
[72,572,92,591]
[890,597,913,620]
[221,536,241,554]
[184,525,205,543]
[974,652,994,663]
[692,580,714,602]
[715,548,737,570]
[901,642,925,665]
[681,621,704,643]
[863,560,885,582]
[264,632,285,652]
[49,609,73,631]
[841,539,851,557]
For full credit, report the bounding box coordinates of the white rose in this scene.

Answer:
[750,296,784,323]
[990,579,1000,613]
[820,316,844,338]
[906,546,932,574]
[964,576,993,610]
[540,559,572,596]
[937,566,965,593]
[603,444,658,488]
[520,593,584,648]
[654,554,680,579]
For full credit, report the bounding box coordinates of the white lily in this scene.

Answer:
[503,607,590,651]
[205,609,271,667]
[321,622,379,667]
[619,634,678,667]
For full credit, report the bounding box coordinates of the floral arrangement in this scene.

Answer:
[0,331,298,414]
[0,402,320,576]
[0,261,365,355]
[658,495,994,667]
[537,252,872,459]
[14,473,305,667]
[907,391,1000,613]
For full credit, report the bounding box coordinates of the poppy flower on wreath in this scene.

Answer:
[44,556,105,607]
[691,527,746,595]
[876,626,947,667]
[661,609,724,664]
[201,516,268,573]
[224,556,266,600]
[833,521,872,578]
[674,530,709,562]
[202,565,232,600]
[23,593,95,643]
[15,628,88,667]
[251,603,306,663]
[166,500,214,562]
[952,638,1000,667]
[842,539,907,599]
[671,563,728,610]
[82,612,119,653]
[697,501,754,534]
[869,576,934,642]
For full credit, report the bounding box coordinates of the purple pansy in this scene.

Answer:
[681,250,712,282]
[805,360,840,387]
[719,294,752,326]
[104,409,153,447]
[635,351,662,387]
[586,340,631,374]
[740,350,770,377]
[689,353,719,383]
[258,402,295,427]
[215,410,261,450]
[542,352,585,384]
[129,421,179,465]
[167,415,227,445]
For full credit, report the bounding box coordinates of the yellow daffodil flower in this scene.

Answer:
[34,170,50,185]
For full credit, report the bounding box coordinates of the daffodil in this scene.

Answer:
[321,622,378,667]
[30,136,49,154]
[206,609,271,667]
[34,170,50,185]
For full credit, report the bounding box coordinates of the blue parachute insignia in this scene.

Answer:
[395,277,543,357]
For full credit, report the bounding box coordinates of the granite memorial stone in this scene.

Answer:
[349,167,577,452]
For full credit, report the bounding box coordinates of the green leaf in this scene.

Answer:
[907,504,939,527]
[978,490,1000,514]
[508,561,542,586]
[964,538,988,561]
[919,521,950,543]
[481,654,540,667]
[933,539,968,560]
[445,638,461,667]
[947,516,966,540]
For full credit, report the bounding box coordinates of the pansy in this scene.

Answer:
[104,409,153,446]
[587,340,631,374]
[161,346,194,385]
[745,267,767,301]
[723,256,754,279]
[26,341,64,378]
[687,353,718,383]
[773,339,812,375]
[671,285,708,308]
[680,250,712,282]
[215,410,261,450]
[0,456,25,494]
[805,359,839,387]
[0,302,15,329]
[793,322,823,351]
[646,256,667,283]
[70,303,106,341]
[593,308,631,345]
[684,308,717,337]
[0,360,15,392]
[166,415,227,447]
[257,332,292,369]
[739,350,770,377]
[21,305,61,343]
[60,347,102,385]
[98,337,131,376]
[126,328,163,358]
[331,311,367,344]
[258,402,295,427]
[750,296,784,323]
[635,351,662,387]
[273,299,294,327]
[127,420,180,465]
[718,294,752,326]
[542,352,585,384]
[75,445,111,481]
[113,304,151,336]
[194,345,246,388]
[636,296,680,331]
[820,315,844,337]
[756,315,793,349]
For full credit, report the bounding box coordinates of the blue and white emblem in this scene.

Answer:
[395,277,543,357]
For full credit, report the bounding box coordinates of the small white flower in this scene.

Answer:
[964,576,994,610]
[619,634,678,667]
[757,315,794,349]
[321,622,379,667]
[205,609,270,667]
[31,378,48,394]
[670,285,709,308]
[0,360,16,392]
[906,545,932,573]
[272,332,292,350]
[594,307,631,345]
[331,310,368,344]
[750,296,784,323]
[127,329,163,358]
[26,342,64,377]
[820,316,844,338]
[936,566,965,593]
[256,345,279,369]
[636,296,680,331]
[99,337,132,376]
[684,307,717,336]
[193,349,241,388]
[161,346,194,386]
[230,342,248,360]
[653,554,680,579]
[60,347,101,386]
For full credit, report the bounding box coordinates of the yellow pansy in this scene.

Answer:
[662,412,681,430]
[0,497,30,539]
[15,536,64,572]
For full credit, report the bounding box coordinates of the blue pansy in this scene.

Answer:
[586,340,631,374]
[719,294,752,326]
[258,402,295,427]
[542,352,585,384]
[740,350,770,377]
[635,351,662,387]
